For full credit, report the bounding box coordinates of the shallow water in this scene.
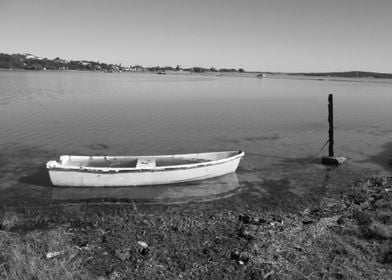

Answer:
[1,71,391,206]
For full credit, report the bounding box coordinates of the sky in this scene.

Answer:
[1,0,392,72]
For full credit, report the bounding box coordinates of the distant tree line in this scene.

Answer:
[0,53,114,71]
[0,53,248,73]
[144,65,245,73]
[181,67,245,73]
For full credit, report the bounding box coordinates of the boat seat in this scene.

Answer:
[136,158,156,169]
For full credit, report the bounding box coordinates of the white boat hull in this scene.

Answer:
[47,151,244,187]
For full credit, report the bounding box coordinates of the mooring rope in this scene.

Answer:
[242,138,331,172]
[309,139,330,163]
[241,158,259,171]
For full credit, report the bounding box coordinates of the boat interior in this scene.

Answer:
[58,151,241,169]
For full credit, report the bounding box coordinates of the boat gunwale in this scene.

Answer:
[47,151,244,174]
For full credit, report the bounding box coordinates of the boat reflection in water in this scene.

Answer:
[51,173,240,204]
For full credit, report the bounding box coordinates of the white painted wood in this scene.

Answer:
[47,151,244,187]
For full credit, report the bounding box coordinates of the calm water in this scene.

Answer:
[1,71,391,206]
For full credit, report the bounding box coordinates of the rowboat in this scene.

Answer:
[46,150,244,187]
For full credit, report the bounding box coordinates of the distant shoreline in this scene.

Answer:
[2,53,392,81]
[264,73,392,84]
[2,68,392,84]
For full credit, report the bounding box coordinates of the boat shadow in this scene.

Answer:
[18,165,52,187]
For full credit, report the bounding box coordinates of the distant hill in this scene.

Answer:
[287,71,392,79]
[0,53,113,71]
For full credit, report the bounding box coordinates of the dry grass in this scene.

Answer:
[0,211,22,230]
[0,227,89,279]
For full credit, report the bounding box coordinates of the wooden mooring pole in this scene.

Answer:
[321,94,346,165]
[328,94,334,157]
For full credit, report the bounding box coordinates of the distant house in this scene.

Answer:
[110,65,120,72]
[130,65,144,72]
[81,61,91,66]
[24,53,40,60]
[54,58,68,64]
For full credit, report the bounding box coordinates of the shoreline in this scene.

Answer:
[2,68,392,84]
[1,176,392,279]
